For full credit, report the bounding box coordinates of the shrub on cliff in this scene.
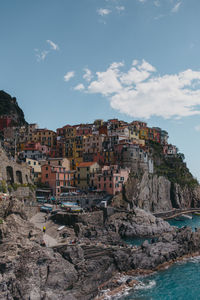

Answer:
[148,140,199,188]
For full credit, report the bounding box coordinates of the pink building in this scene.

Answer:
[41,164,75,196]
[92,165,130,195]
[163,144,177,156]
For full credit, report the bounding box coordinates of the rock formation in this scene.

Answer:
[107,208,173,238]
[113,171,200,213]
[0,90,26,125]
[1,197,200,299]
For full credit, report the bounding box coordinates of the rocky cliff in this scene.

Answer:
[113,171,200,213]
[113,140,200,213]
[0,90,26,125]
[2,198,200,299]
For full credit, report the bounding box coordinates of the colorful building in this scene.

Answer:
[41,164,75,196]
[83,134,105,154]
[26,158,41,183]
[92,165,130,195]
[28,129,56,148]
[76,161,100,190]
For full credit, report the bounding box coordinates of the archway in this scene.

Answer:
[6,166,14,184]
[16,170,23,184]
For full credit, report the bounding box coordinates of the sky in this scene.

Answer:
[1,0,200,180]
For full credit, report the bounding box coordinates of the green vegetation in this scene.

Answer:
[0,181,36,193]
[11,183,36,191]
[148,140,199,188]
[0,180,7,193]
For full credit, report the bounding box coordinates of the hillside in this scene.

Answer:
[113,140,200,212]
[0,90,26,125]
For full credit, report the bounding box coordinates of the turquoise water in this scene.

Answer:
[118,215,200,299]
[167,214,200,231]
[120,257,200,300]
[124,214,200,246]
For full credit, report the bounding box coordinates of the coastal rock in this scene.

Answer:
[107,208,172,238]
[113,171,200,212]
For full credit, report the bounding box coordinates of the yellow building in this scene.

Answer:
[65,136,84,169]
[64,126,76,138]
[76,162,100,190]
[129,128,140,140]
[28,129,56,148]
[26,158,41,183]
[139,128,148,140]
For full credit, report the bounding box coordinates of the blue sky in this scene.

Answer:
[1,0,200,180]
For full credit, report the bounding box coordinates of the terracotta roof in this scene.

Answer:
[78,162,96,167]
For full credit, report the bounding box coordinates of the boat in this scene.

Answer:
[181,214,192,219]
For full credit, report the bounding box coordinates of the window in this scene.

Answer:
[87,167,89,171]
[34,162,36,165]
[104,177,106,181]
[45,174,48,178]
[110,183,112,188]
[46,167,48,170]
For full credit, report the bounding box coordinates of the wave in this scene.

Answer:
[134,280,156,291]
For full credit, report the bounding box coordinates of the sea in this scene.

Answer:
[114,214,200,300]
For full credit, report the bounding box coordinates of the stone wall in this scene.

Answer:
[0,146,32,185]
[53,211,104,226]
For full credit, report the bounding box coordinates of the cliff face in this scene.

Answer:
[113,172,200,213]
[0,90,26,125]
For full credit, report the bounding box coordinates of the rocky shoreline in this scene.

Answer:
[1,198,200,299]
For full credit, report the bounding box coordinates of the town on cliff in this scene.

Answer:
[0,90,182,202]
[1,91,200,300]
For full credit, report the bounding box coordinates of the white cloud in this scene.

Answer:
[35,49,49,62]
[46,40,59,51]
[64,71,75,82]
[97,8,112,16]
[83,68,93,82]
[171,2,181,13]
[138,0,147,3]
[154,0,160,7]
[74,83,85,91]
[116,6,125,13]
[88,62,123,96]
[74,60,200,119]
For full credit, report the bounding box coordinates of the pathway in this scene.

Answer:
[30,212,58,247]
[154,208,200,220]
